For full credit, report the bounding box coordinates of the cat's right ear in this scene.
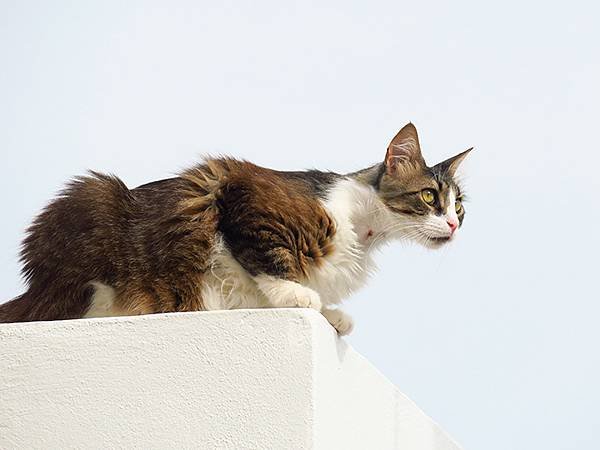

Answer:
[385,123,426,174]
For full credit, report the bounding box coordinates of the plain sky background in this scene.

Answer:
[1,1,598,449]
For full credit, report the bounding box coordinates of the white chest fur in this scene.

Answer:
[306,178,392,305]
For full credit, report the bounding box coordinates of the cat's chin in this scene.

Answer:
[417,234,453,249]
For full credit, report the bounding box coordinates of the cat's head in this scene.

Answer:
[377,123,472,249]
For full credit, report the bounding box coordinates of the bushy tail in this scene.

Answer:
[0,294,30,323]
[0,286,93,324]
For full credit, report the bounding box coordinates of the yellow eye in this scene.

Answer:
[455,199,462,213]
[421,189,435,204]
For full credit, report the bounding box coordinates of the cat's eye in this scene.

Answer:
[455,200,463,213]
[421,189,435,205]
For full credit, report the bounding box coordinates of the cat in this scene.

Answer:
[0,123,471,334]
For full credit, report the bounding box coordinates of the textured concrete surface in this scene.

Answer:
[0,309,461,449]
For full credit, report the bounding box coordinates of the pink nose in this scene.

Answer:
[447,219,458,233]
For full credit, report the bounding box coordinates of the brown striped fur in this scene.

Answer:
[194,159,337,280]
[0,159,336,322]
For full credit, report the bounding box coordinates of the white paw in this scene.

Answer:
[255,276,322,311]
[321,308,354,335]
[276,283,322,311]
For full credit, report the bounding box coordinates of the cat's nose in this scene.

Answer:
[447,219,458,233]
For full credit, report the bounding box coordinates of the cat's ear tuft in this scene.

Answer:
[385,123,425,174]
[435,147,473,177]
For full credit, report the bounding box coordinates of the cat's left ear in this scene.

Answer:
[385,123,426,174]
[435,147,473,177]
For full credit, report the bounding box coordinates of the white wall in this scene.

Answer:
[0,309,460,450]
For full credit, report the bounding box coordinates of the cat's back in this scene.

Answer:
[180,157,340,239]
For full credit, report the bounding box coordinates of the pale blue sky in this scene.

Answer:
[1,2,599,449]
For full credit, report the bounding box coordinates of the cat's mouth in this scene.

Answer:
[430,236,451,243]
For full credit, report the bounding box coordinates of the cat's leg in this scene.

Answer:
[216,174,337,312]
[255,275,322,311]
[321,307,354,335]
[115,278,205,315]
[113,284,160,316]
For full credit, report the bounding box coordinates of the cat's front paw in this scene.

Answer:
[256,276,322,311]
[276,284,322,311]
[321,308,354,335]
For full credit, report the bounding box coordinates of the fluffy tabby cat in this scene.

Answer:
[0,123,472,334]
